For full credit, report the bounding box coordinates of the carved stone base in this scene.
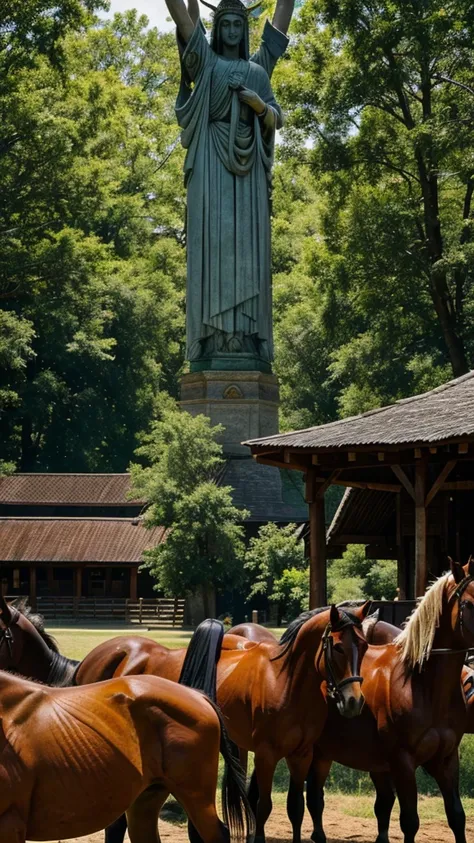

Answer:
[180,370,279,456]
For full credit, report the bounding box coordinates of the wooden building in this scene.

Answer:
[0,474,165,605]
[245,372,474,607]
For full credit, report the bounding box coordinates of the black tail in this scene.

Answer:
[212,702,255,843]
[178,618,225,700]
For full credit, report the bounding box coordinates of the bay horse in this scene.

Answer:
[0,669,253,843]
[286,559,474,843]
[76,604,369,843]
[0,599,369,843]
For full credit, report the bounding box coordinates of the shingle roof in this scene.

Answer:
[0,518,164,563]
[0,474,143,506]
[326,487,395,545]
[245,371,474,451]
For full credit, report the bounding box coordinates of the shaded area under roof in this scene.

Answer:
[245,371,474,450]
[0,474,144,506]
[327,487,396,546]
[0,519,165,563]
[217,458,308,522]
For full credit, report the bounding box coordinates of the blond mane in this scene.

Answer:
[394,573,451,670]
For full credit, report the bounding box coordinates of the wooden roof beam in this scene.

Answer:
[391,465,415,500]
[425,459,457,507]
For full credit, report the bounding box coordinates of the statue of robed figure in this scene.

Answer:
[164,0,295,370]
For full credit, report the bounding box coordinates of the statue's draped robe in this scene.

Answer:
[176,22,288,363]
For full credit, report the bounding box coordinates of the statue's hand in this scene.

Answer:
[238,88,266,115]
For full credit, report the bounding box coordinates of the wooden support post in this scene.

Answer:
[396,494,406,600]
[306,468,327,609]
[130,566,138,602]
[75,567,83,598]
[414,461,427,597]
[29,566,37,611]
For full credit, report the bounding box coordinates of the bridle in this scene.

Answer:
[0,612,16,660]
[317,611,364,705]
[430,574,474,656]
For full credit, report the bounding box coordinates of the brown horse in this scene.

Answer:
[293,559,474,843]
[0,597,78,685]
[0,600,370,843]
[0,669,253,843]
[76,603,369,843]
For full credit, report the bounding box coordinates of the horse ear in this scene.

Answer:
[329,604,340,628]
[0,595,12,626]
[359,600,372,620]
[449,556,465,584]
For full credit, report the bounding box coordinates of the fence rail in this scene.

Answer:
[26,596,187,627]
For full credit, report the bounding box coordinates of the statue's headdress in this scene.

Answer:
[200,0,262,60]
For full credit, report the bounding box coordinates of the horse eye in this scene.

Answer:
[334,644,344,655]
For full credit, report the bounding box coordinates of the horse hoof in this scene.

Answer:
[311,833,326,843]
[254,835,266,843]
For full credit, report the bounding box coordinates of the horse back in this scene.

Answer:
[74,635,185,685]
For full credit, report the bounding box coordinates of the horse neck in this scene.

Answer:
[15,617,57,682]
[415,590,466,704]
[282,617,327,696]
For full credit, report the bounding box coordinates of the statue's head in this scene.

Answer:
[211,0,250,59]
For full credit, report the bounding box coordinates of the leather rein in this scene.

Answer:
[318,611,364,704]
[0,606,17,659]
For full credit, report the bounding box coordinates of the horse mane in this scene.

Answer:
[11,598,60,654]
[394,573,451,671]
[278,600,367,651]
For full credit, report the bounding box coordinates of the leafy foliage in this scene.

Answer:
[132,402,248,596]
[245,522,307,616]
[1,4,185,471]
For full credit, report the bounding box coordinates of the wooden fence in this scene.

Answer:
[30,596,186,627]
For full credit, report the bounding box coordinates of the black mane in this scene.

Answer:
[11,598,60,653]
[276,600,369,659]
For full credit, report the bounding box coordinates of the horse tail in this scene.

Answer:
[178,618,224,700]
[212,702,255,843]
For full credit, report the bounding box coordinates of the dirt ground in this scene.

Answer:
[37,798,474,843]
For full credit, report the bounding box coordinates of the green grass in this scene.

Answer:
[52,626,286,661]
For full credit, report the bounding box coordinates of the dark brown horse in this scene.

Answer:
[0,669,253,843]
[0,596,78,685]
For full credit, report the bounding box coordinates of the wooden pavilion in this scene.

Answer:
[245,372,474,607]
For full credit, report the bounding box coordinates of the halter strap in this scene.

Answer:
[319,618,364,704]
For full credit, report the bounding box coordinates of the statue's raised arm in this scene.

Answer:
[271,0,295,35]
[164,0,194,42]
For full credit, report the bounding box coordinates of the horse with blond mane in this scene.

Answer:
[285,558,474,843]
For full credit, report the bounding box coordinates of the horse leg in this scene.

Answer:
[286,752,313,843]
[306,755,331,843]
[126,785,169,843]
[253,747,278,843]
[105,814,128,843]
[371,771,395,843]
[247,768,259,816]
[173,785,230,843]
[0,807,27,843]
[423,750,466,843]
[390,756,419,843]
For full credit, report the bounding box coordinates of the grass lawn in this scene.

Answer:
[51,626,285,661]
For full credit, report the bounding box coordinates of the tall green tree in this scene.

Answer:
[131,402,248,602]
[1,6,186,470]
[272,0,474,425]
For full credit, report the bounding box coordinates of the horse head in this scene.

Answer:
[0,596,58,680]
[318,602,370,719]
[449,556,474,647]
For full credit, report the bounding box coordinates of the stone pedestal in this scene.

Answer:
[180,370,279,455]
